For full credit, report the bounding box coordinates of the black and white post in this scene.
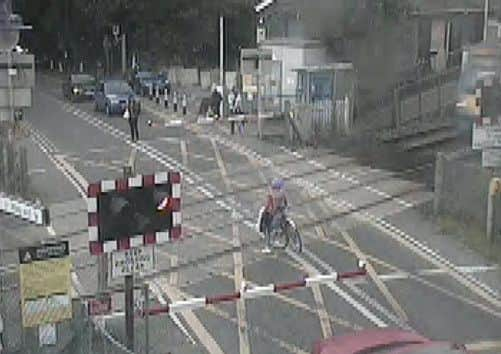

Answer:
[182,93,187,115]
[164,87,169,108]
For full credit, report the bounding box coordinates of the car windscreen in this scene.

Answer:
[71,74,95,85]
[137,72,155,80]
[105,81,132,94]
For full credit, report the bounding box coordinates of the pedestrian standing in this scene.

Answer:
[127,95,141,142]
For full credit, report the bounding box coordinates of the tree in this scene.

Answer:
[15,0,255,70]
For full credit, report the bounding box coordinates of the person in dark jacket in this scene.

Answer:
[210,88,223,119]
[127,95,141,142]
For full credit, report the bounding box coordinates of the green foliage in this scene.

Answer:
[15,0,254,69]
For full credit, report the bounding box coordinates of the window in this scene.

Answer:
[310,73,332,102]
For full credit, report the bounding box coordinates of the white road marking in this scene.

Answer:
[151,278,225,354]
[465,340,501,352]
[211,139,251,354]
[378,265,499,281]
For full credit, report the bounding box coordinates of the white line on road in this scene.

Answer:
[151,278,225,354]
[211,139,251,354]
[287,250,387,328]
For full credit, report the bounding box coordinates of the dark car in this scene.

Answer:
[153,72,171,95]
[133,71,156,96]
[94,80,135,117]
[313,329,469,354]
[62,74,96,102]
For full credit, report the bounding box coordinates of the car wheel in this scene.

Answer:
[105,104,111,117]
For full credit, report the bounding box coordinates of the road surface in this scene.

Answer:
[1,73,500,354]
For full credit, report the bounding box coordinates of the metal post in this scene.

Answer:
[417,67,422,121]
[220,16,225,120]
[122,33,127,76]
[393,86,400,131]
[487,178,499,242]
[123,165,134,351]
[144,283,150,354]
[97,255,108,293]
[257,52,262,139]
[125,274,134,351]
[7,51,13,142]
[484,0,490,42]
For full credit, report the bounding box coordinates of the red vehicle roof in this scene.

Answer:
[313,329,431,354]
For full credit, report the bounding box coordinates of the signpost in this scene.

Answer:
[88,168,182,351]
[472,122,501,167]
[483,148,501,167]
[111,245,155,278]
[18,242,72,329]
[472,123,501,150]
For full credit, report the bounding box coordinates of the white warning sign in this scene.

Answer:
[111,246,155,278]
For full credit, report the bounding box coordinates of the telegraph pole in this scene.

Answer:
[220,16,225,120]
[484,0,490,41]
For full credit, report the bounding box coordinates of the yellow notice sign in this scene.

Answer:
[19,242,72,327]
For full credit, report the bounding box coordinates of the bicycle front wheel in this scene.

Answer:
[287,224,302,253]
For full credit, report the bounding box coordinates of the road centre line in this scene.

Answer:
[150,278,224,354]
[304,211,335,338]
[333,226,408,323]
[211,139,251,354]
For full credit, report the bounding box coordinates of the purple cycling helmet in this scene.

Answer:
[271,178,285,190]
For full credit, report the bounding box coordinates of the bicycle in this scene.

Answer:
[261,208,302,253]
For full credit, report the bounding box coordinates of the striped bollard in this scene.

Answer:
[164,89,169,109]
[50,59,54,71]
[155,87,160,104]
[173,93,178,113]
[149,85,153,100]
[182,94,187,115]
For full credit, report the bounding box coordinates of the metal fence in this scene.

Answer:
[354,67,461,133]
[434,148,501,241]
[0,123,29,199]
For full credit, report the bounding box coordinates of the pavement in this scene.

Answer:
[0,73,500,353]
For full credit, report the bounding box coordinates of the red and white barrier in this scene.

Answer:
[87,171,182,255]
[144,265,367,316]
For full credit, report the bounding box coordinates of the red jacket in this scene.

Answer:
[265,191,287,214]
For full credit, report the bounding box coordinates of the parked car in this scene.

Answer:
[94,80,135,116]
[153,72,171,95]
[133,71,156,96]
[312,329,468,354]
[62,74,96,102]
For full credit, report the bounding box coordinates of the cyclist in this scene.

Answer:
[259,178,288,253]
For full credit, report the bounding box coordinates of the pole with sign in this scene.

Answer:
[123,165,135,351]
